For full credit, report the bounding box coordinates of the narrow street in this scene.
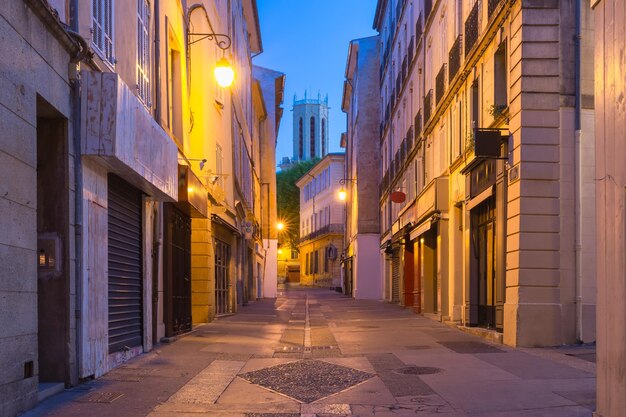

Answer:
[24,286,594,417]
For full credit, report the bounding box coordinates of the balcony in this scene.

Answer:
[415,110,422,140]
[300,223,345,243]
[435,63,447,105]
[465,1,479,57]
[488,0,504,19]
[82,71,178,201]
[424,90,433,124]
[449,35,462,82]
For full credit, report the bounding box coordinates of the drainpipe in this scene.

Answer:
[154,0,161,124]
[574,0,583,343]
[69,0,84,381]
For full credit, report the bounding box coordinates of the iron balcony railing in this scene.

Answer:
[465,1,479,57]
[424,90,433,123]
[436,64,446,105]
[488,0,504,19]
[415,110,422,139]
[300,223,345,243]
[449,35,462,81]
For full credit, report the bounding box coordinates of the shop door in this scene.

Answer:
[107,174,143,353]
[215,239,232,315]
[163,204,191,337]
[344,257,353,297]
[474,198,496,328]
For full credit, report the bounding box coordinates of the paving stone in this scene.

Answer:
[239,359,374,403]
[438,341,505,354]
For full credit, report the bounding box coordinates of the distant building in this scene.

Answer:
[341,36,382,299]
[292,92,330,162]
[296,154,345,289]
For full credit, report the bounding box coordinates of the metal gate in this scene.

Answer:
[164,204,191,337]
[215,238,231,315]
[391,253,400,303]
[107,175,143,353]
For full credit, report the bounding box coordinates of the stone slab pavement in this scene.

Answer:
[22,286,596,417]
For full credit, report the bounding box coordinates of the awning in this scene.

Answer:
[409,218,433,241]
[466,186,494,211]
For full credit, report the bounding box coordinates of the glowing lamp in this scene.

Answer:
[214,58,235,88]
[338,188,347,201]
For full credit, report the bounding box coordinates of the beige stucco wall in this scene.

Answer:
[593,0,626,415]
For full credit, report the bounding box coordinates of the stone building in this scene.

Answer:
[292,92,330,162]
[297,154,345,289]
[0,1,281,415]
[340,36,383,299]
[0,1,83,414]
[374,0,595,347]
[592,0,626,415]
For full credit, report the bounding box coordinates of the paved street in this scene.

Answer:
[24,286,595,417]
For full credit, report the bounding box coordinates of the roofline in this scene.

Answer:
[295,153,346,187]
[373,0,388,30]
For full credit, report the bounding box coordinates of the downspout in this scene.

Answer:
[69,0,84,382]
[154,0,161,124]
[574,0,583,343]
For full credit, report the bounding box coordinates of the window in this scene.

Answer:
[299,118,304,159]
[321,118,326,156]
[137,0,150,106]
[92,0,114,65]
[310,116,316,158]
[494,42,507,109]
[305,253,310,275]
[168,44,183,146]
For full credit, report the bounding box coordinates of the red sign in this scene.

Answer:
[390,191,406,203]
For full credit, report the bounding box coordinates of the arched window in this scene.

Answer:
[298,118,303,159]
[310,116,316,158]
[321,118,326,156]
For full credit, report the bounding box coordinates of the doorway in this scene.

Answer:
[36,98,69,383]
[163,203,192,337]
[472,197,496,328]
[215,238,231,315]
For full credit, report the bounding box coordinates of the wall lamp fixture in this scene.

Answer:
[187,5,235,87]
[338,178,357,201]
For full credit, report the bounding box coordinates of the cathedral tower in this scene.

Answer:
[292,91,329,161]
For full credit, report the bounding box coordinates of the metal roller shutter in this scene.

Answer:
[391,254,400,303]
[108,174,143,353]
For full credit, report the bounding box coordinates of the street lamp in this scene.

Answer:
[188,7,235,88]
[214,57,235,87]
[276,222,285,231]
[337,178,357,201]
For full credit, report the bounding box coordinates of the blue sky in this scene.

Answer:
[253,0,378,165]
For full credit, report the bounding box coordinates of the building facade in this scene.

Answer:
[297,154,345,289]
[0,1,282,415]
[341,36,383,299]
[292,92,330,162]
[592,0,625,415]
[375,0,595,347]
